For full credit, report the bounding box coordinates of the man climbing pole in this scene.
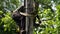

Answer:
[12,0,41,34]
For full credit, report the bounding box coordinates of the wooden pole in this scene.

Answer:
[24,0,34,34]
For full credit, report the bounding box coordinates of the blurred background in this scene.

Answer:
[0,0,60,34]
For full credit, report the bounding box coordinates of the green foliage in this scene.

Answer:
[0,0,60,34]
[0,11,18,34]
[39,0,51,4]
[33,0,60,34]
